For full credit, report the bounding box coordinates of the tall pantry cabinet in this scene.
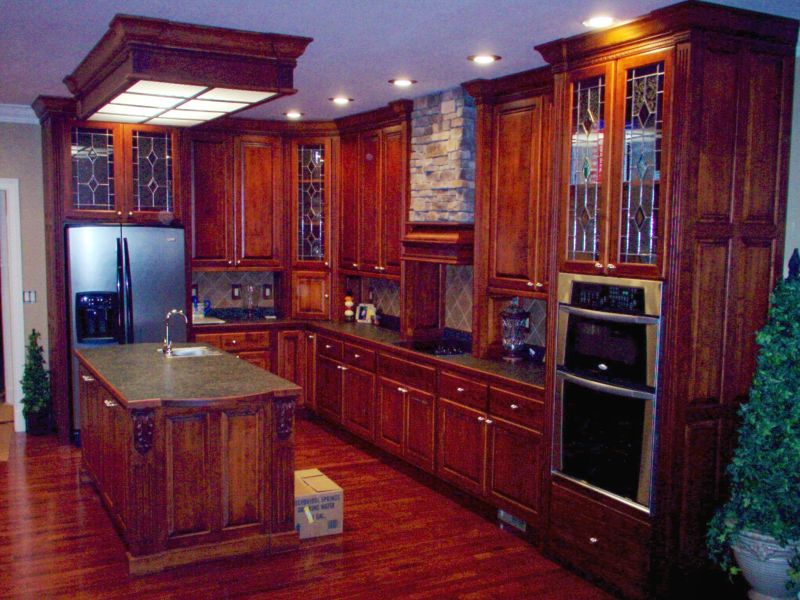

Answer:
[536,2,797,597]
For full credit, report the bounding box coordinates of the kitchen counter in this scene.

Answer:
[75,343,300,575]
[77,342,300,407]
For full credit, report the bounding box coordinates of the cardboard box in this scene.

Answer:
[0,403,15,462]
[294,468,343,540]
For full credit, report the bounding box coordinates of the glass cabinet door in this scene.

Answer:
[69,123,121,218]
[128,127,175,218]
[562,65,612,274]
[293,139,331,267]
[609,49,672,278]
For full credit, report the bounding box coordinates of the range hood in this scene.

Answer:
[63,14,312,126]
[401,223,474,265]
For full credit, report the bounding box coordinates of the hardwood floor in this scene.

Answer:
[0,416,614,599]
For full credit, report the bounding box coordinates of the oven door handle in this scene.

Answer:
[556,369,655,400]
[558,304,660,325]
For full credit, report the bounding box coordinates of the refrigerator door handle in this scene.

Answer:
[123,237,134,343]
[116,238,126,344]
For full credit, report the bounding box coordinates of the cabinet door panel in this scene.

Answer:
[358,132,381,271]
[166,413,210,538]
[236,351,271,371]
[316,355,342,423]
[381,125,405,275]
[487,417,542,518]
[339,134,360,270]
[236,136,283,267]
[221,408,264,528]
[376,378,404,456]
[278,330,306,405]
[437,398,486,495]
[342,367,375,441]
[67,122,123,220]
[124,125,180,224]
[191,134,232,267]
[291,271,329,319]
[404,388,435,473]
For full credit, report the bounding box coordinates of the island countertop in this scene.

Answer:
[76,342,301,408]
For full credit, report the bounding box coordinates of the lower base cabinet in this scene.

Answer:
[342,366,375,440]
[316,355,343,423]
[277,329,307,406]
[195,331,272,371]
[377,376,435,473]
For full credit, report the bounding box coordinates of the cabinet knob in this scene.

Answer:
[535,282,544,289]
[485,418,493,425]
[589,537,599,545]
[594,262,603,270]
[81,375,95,383]
[103,399,118,408]
[337,365,348,371]
[374,266,380,271]
[607,263,616,271]
[324,294,329,299]
[237,260,242,265]
[324,262,329,267]
[526,281,534,287]
[232,340,237,345]
[227,260,233,265]
[308,335,315,340]
[353,263,359,268]
[128,211,133,217]
[237,354,241,359]
[477,416,485,422]
[116,211,122,216]
[397,387,408,394]
[456,387,465,393]
[510,403,519,410]
[325,344,332,349]
[353,353,361,358]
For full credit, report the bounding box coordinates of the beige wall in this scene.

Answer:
[0,122,48,355]
[785,61,800,274]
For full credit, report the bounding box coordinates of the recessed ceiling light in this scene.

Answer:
[330,96,353,105]
[285,111,304,119]
[582,15,615,28]
[389,79,417,87]
[468,54,501,65]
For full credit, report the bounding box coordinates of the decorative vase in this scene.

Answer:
[499,297,530,363]
[732,530,798,600]
[25,410,51,436]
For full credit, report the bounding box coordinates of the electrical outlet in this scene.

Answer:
[262,284,272,300]
[22,290,37,304]
[231,284,241,300]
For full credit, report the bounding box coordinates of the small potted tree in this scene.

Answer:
[707,249,800,600]
[20,329,52,435]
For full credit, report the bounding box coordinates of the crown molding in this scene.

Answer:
[0,104,39,125]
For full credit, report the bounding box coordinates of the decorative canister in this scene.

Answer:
[500,297,530,362]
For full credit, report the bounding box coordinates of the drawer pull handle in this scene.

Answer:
[353,354,361,358]
[535,282,544,289]
[526,281,534,287]
[103,399,118,408]
[477,416,485,422]
[589,537,598,545]
[456,387,465,393]
[397,387,408,394]
[308,335,315,340]
[353,263,359,268]
[81,375,95,383]
[510,403,519,410]
[598,363,608,371]
[231,340,237,345]
[594,262,603,270]
[485,418,493,424]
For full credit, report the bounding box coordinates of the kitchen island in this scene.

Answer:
[75,343,301,575]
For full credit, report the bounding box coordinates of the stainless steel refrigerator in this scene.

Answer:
[66,224,187,430]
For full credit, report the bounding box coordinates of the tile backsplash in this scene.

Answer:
[445,265,473,332]
[365,278,400,317]
[522,298,547,348]
[192,271,275,310]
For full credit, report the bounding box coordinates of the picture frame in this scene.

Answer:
[356,303,376,323]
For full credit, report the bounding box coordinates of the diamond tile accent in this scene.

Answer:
[445,265,473,332]
[367,278,400,317]
[521,298,547,347]
[192,271,275,310]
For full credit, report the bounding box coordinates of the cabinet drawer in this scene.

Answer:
[378,353,436,393]
[439,371,488,411]
[194,333,221,348]
[549,484,650,599]
[219,331,270,351]
[235,350,272,371]
[317,335,343,360]
[489,387,544,431]
[343,343,376,372]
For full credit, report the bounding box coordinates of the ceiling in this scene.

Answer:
[2,0,798,122]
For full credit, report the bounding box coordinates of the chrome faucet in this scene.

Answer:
[162,309,188,356]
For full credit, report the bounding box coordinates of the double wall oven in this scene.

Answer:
[553,273,663,511]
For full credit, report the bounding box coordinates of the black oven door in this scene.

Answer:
[553,370,655,510]
[556,305,660,389]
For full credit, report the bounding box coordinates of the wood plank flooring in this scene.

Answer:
[0,416,614,599]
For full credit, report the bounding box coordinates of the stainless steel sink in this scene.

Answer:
[158,346,223,357]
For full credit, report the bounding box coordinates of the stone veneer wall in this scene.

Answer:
[409,88,476,222]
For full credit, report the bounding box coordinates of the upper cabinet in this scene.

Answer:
[68,122,180,224]
[187,131,284,270]
[558,51,672,279]
[337,101,412,278]
[291,138,332,269]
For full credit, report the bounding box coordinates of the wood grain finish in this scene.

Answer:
[277,330,307,406]
[190,132,232,267]
[341,366,375,441]
[437,398,486,495]
[316,355,342,423]
[291,271,329,319]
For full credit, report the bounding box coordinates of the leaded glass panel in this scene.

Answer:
[568,75,605,262]
[297,144,325,261]
[132,130,173,213]
[71,127,115,210]
[620,62,664,265]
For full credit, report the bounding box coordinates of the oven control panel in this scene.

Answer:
[570,282,646,314]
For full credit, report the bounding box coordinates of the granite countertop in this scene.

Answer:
[76,343,301,408]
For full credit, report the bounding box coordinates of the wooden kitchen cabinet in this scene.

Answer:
[291,271,330,319]
[194,330,272,371]
[277,329,307,407]
[342,366,376,441]
[316,355,343,424]
[336,102,411,278]
[188,132,284,270]
[292,138,332,268]
[68,121,181,224]
[437,397,486,495]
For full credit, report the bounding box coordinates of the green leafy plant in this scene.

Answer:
[20,329,51,419]
[707,252,800,588]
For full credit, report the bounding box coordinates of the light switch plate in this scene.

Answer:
[262,284,272,300]
[231,284,241,300]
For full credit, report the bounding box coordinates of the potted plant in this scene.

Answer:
[20,329,52,435]
[707,249,800,600]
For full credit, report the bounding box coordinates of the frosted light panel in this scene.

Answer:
[199,88,276,102]
[97,103,162,117]
[161,109,224,120]
[87,114,144,123]
[180,99,248,112]
[147,118,204,127]
[112,93,183,108]
[127,81,207,97]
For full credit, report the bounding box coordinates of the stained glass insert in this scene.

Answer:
[132,130,173,213]
[71,127,115,210]
[297,144,325,261]
[620,62,664,265]
[567,75,605,262]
